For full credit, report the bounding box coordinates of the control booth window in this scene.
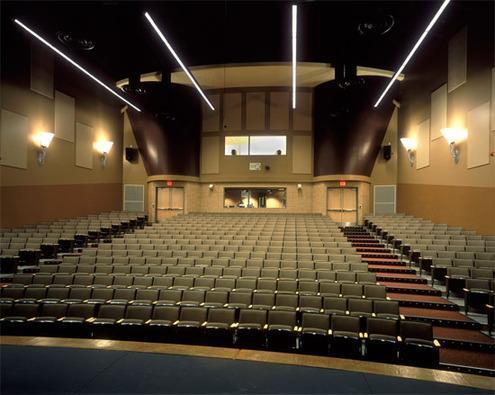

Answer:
[224,188,287,208]
[225,136,249,156]
[225,135,286,156]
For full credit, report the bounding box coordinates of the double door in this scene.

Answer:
[327,187,358,226]
[156,187,184,222]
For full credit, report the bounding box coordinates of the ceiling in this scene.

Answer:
[2,0,476,87]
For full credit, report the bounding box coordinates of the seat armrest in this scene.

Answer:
[359,332,364,338]
[230,322,239,329]
[263,323,268,330]
[486,304,494,309]
[363,332,368,338]
[397,336,402,342]
[293,326,298,331]
[433,339,441,348]
[328,329,333,335]
[145,319,152,324]
[400,315,405,320]
[248,304,253,308]
[201,321,208,327]
[173,320,179,325]
[386,297,391,301]
[116,318,124,324]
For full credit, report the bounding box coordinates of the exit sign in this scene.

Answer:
[166,180,173,187]
[339,180,346,187]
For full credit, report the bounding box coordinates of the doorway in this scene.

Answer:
[327,187,358,226]
[156,187,184,222]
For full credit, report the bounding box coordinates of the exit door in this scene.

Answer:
[156,187,184,222]
[327,187,358,226]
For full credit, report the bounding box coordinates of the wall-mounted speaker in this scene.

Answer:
[382,145,392,161]
[125,147,139,163]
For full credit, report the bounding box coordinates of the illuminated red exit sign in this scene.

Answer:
[166,180,173,187]
[339,180,346,187]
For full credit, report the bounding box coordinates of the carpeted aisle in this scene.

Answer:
[0,345,491,394]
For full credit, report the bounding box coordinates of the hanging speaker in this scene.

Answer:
[383,145,392,161]
[125,147,138,163]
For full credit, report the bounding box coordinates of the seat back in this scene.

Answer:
[207,308,235,325]
[268,310,296,327]
[331,315,360,333]
[366,317,398,337]
[238,309,267,325]
[301,313,329,330]
[400,321,433,341]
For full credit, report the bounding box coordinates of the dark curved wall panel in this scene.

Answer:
[313,76,396,177]
[127,82,201,177]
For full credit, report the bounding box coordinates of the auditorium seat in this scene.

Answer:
[204,308,236,345]
[366,317,399,363]
[266,310,297,349]
[399,321,439,367]
[299,312,330,353]
[236,309,267,348]
[330,315,362,357]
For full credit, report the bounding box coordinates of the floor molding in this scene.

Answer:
[1,336,493,390]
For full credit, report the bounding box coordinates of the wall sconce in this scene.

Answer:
[208,184,214,191]
[297,184,302,190]
[34,131,55,166]
[94,140,114,167]
[441,128,467,164]
[400,137,416,167]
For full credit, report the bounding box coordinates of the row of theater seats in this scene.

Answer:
[38,264,372,279]
[0,301,438,366]
[4,275,388,299]
[57,256,367,270]
[0,286,394,315]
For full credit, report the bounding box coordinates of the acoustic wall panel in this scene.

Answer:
[202,94,220,132]
[293,92,312,131]
[54,91,75,142]
[292,135,312,174]
[374,185,396,215]
[75,122,93,169]
[491,67,495,131]
[269,92,290,130]
[0,109,28,169]
[223,93,242,131]
[123,184,145,212]
[448,27,467,93]
[30,42,54,98]
[467,102,490,169]
[416,119,430,169]
[430,84,447,140]
[201,136,220,174]
[246,92,266,130]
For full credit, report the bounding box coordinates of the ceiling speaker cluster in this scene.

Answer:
[56,31,95,50]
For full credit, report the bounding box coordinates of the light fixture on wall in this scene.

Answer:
[94,140,114,168]
[400,137,417,167]
[297,184,302,190]
[208,184,214,191]
[34,131,55,165]
[441,128,467,164]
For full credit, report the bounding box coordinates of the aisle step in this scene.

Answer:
[388,292,458,310]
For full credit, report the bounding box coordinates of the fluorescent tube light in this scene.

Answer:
[292,5,297,109]
[14,19,142,112]
[144,11,215,111]
[374,0,451,108]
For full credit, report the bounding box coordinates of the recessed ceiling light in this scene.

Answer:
[14,19,141,112]
[144,11,215,111]
[292,4,298,110]
[374,0,451,108]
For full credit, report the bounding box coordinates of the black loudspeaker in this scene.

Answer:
[125,147,138,162]
[383,145,392,161]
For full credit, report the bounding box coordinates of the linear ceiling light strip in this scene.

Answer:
[292,4,297,109]
[144,12,215,111]
[14,18,142,112]
[373,0,451,108]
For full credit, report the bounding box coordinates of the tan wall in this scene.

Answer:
[122,111,148,210]
[200,88,313,183]
[1,77,123,228]
[396,14,495,234]
[0,183,121,228]
[397,184,495,235]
